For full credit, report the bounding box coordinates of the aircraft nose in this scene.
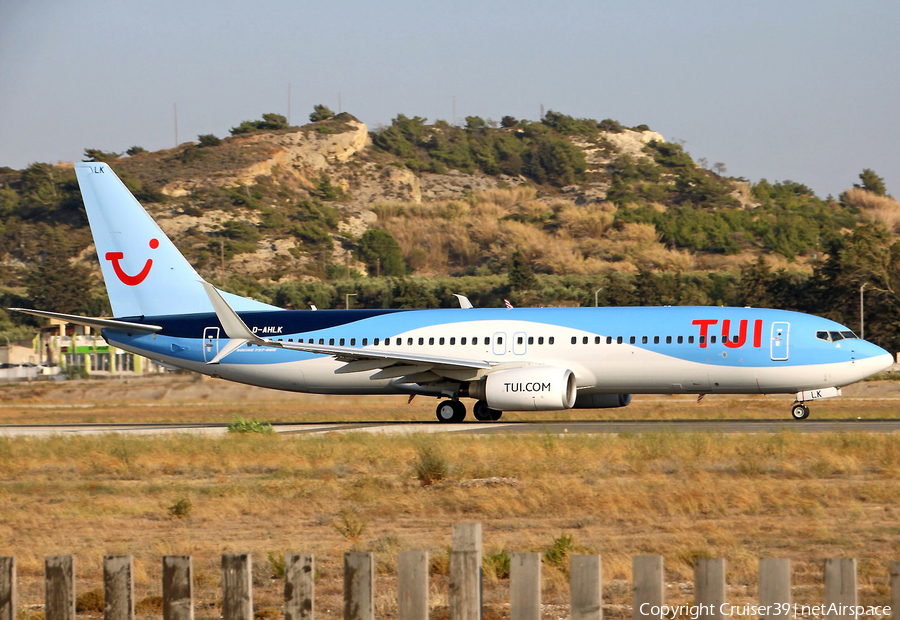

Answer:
[861,341,894,373]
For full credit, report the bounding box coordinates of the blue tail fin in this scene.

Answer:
[75,162,278,317]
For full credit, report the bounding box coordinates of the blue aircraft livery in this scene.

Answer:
[12,163,893,422]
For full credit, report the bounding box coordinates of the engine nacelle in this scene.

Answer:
[573,393,633,409]
[467,366,576,411]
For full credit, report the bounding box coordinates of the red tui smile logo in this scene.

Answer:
[106,238,159,286]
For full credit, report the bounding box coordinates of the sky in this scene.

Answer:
[1,0,898,199]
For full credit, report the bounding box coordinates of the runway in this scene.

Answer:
[2,418,900,437]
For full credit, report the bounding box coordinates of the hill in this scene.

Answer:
[1,109,900,349]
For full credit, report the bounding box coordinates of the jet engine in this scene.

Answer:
[464,366,576,411]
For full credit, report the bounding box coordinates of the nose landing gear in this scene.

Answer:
[791,402,810,420]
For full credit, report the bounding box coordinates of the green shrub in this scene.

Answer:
[413,442,448,486]
[227,416,274,434]
[198,134,221,147]
[168,498,192,518]
[544,533,575,570]
[484,549,511,579]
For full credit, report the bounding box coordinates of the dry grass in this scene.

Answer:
[1,376,900,619]
[372,189,695,277]
[0,430,897,619]
[843,188,900,233]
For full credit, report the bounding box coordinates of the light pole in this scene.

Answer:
[859,283,867,339]
[345,293,357,310]
[594,287,604,307]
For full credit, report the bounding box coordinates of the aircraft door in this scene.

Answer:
[203,327,220,362]
[513,332,527,355]
[770,322,789,361]
[492,332,507,355]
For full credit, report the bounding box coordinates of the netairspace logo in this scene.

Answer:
[638,603,891,619]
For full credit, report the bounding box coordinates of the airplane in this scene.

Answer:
[11,162,894,422]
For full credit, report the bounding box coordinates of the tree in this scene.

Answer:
[26,240,94,314]
[712,162,727,176]
[855,168,887,196]
[356,229,405,276]
[230,113,289,135]
[126,146,146,156]
[501,116,518,128]
[310,104,335,122]
[83,148,120,162]
[507,250,537,290]
[198,134,221,147]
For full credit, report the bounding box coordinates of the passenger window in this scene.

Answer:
[630,336,636,344]
[538,337,544,345]
[699,336,705,345]
[418,337,424,345]
[439,337,445,345]
[677,336,683,344]
[362,338,368,346]
[461,337,467,345]
[641,336,648,344]
[318,338,324,345]
[528,337,534,345]
[582,337,588,345]
[407,337,413,345]
[595,336,601,344]
[473,337,479,345]
[450,337,456,345]
[498,337,504,344]
[486,337,491,345]
[547,337,553,345]
[666,336,672,344]
[711,336,717,344]
[688,336,694,344]
[385,338,391,345]
[350,338,356,346]
[571,336,577,345]
[606,336,612,344]
[617,336,623,344]
[429,337,435,345]
[374,338,380,345]
[517,336,523,345]
[339,338,345,346]
[654,336,660,344]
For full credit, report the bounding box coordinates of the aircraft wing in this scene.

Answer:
[8,308,163,333]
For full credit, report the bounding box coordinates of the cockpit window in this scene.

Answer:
[817,330,859,343]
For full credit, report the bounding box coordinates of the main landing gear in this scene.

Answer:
[473,400,503,421]
[791,402,810,420]
[436,400,467,423]
[435,400,504,422]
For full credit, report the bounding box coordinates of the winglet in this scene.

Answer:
[453,294,474,309]
[199,281,268,363]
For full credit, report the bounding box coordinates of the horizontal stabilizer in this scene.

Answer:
[8,308,162,333]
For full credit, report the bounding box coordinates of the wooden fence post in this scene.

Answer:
[570,554,602,620]
[823,559,857,620]
[45,556,75,620]
[693,559,725,620]
[890,562,899,620]
[0,558,15,620]
[398,551,428,620]
[450,523,482,620]
[104,556,134,620]
[343,552,374,620]
[222,554,252,620]
[633,555,663,620]
[162,556,194,620]
[758,559,790,620]
[510,553,540,620]
[285,554,315,620]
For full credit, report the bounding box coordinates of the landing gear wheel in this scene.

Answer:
[436,399,467,423]
[473,400,503,421]
[791,402,810,420]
